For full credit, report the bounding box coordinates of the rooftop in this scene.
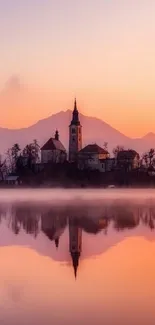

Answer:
[117,150,139,160]
[5,176,19,181]
[79,144,109,155]
[99,158,115,162]
[41,138,66,152]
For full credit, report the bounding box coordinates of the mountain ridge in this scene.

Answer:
[0,110,154,155]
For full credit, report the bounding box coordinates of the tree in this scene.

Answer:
[142,148,155,168]
[16,154,25,173]
[0,156,7,180]
[142,152,149,168]
[23,139,40,169]
[148,148,155,167]
[11,144,21,162]
[32,139,40,163]
[113,145,124,158]
[103,142,108,151]
[6,143,21,173]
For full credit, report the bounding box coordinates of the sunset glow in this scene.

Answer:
[1,1,155,137]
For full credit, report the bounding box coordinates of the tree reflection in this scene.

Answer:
[1,202,155,239]
[112,206,140,231]
[78,216,110,234]
[141,207,155,230]
[10,204,41,237]
[0,201,155,279]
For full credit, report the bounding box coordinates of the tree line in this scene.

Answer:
[0,140,155,180]
[0,139,40,180]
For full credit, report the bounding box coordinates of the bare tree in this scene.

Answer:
[148,148,155,167]
[23,139,40,169]
[142,148,155,168]
[0,156,7,180]
[6,143,21,173]
[142,152,149,168]
[6,148,14,173]
[32,139,40,163]
[113,145,124,158]
[103,142,108,151]
[11,144,21,162]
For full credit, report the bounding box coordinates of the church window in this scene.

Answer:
[72,137,75,142]
[72,128,76,134]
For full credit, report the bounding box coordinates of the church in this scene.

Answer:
[68,99,110,170]
[69,98,82,162]
[41,130,67,164]
[41,98,110,170]
[40,98,82,164]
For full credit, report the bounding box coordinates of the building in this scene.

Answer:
[78,144,109,171]
[99,158,116,172]
[41,130,67,164]
[69,217,82,278]
[117,150,140,170]
[41,213,67,248]
[148,166,155,176]
[5,175,21,185]
[69,99,82,162]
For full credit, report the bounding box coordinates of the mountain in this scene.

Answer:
[0,110,154,155]
[142,132,155,140]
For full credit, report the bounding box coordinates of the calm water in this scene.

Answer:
[1,189,155,325]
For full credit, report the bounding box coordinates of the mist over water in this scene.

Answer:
[0,188,155,204]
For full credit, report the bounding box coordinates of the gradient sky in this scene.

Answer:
[1,0,155,137]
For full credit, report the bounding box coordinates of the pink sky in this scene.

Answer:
[1,0,155,137]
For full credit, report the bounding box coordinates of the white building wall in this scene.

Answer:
[69,124,82,162]
[41,149,66,164]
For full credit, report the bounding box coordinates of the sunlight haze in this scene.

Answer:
[1,0,155,137]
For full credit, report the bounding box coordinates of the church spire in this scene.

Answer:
[71,98,80,126]
[55,129,59,141]
[69,98,82,162]
[55,237,59,249]
[74,98,77,111]
[69,217,82,279]
[71,252,80,279]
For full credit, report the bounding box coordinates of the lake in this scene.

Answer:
[1,189,155,325]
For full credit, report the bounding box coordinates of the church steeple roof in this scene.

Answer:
[55,129,59,141]
[74,98,77,111]
[55,237,59,249]
[71,252,80,279]
[70,98,80,126]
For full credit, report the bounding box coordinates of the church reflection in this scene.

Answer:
[69,218,82,278]
[1,202,155,277]
[41,212,66,249]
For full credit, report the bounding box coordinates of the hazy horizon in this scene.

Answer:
[1,1,155,137]
[0,95,154,140]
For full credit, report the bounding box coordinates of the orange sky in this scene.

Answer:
[1,1,155,137]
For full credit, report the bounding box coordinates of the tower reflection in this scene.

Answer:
[69,218,82,278]
[0,201,155,278]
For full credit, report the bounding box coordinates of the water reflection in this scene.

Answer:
[0,201,155,278]
[1,199,155,324]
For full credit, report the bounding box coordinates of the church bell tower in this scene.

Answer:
[69,98,82,162]
[69,217,82,279]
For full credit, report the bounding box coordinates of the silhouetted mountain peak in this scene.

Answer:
[0,110,154,155]
[142,132,155,139]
